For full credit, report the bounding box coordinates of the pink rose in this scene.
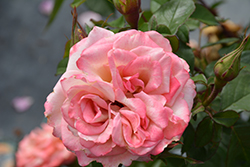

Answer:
[16,123,76,167]
[44,26,196,167]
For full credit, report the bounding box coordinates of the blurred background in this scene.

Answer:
[0,0,249,166]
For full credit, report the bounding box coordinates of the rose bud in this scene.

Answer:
[113,0,141,29]
[213,36,248,87]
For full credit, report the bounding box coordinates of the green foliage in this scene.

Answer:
[85,0,115,16]
[152,0,195,34]
[175,41,195,73]
[201,37,239,49]
[195,117,214,147]
[56,57,69,76]
[213,110,239,127]
[71,0,86,8]
[227,125,250,167]
[190,3,219,26]
[221,70,250,112]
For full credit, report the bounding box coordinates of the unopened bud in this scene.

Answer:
[113,0,141,29]
[214,36,248,86]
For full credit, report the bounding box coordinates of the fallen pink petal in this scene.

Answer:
[12,96,34,112]
[38,0,54,16]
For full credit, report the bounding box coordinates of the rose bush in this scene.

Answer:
[15,123,76,167]
[44,26,196,167]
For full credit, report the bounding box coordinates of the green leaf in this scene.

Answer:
[149,16,158,30]
[221,71,250,112]
[185,18,200,31]
[71,0,86,8]
[191,74,207,84]
[108,16,125,28]
[175,41,195,73]
[204,61,216,77]
[192,102,205,116]
[165,35,179,53]
[190,3,219,26]
[241,50,250,72]
[138,22,149,32]
[218,42,238,57]
[63,40,71,58]
[195,117,214,147]
[211,96,222,111]
[201,38,239,49]
[45,0,65,29]
[213,110,239,127]
[227,125,250,167]
[130,159,167,167]
[176,25,189,43]
[86,161,103,167]
[85,24,92,34]
[150,0,170,13]
[156,24,171,35]
[182,123,195,154]
[56,57,69,75]
[153,0,195,34]
[85,0,115,16]
[138,10,153,26]
[162,153,203,166]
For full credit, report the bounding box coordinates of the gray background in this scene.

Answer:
[0,0,249,141]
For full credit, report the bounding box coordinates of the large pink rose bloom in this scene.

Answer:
[44,26,196,167]
[16,123,76,167]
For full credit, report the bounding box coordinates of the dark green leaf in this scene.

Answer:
[56,57,69,75]
[191,74,207,84]
[130,159,167,167]
[218,42,238,57]
[63,40,71,58]
[175,41,195,73]
[221,71,250,112]
[153,0,195,34]
[85,0,115,16]
[45,0,65,29]
[201,38,239,49]
[213,110,239,127]
[192,102,205,116]
[195,117,214,147]
[90,19,109,27]
[156,24,171,35]
[210,96,222,111]
[185,18,200,31]
[85,161,103,167]
[182,123,195,154]
[163,153,203,166]
[190,3,219,26]
[184,121,221,161]
[177,25,189,43]
[138,22,149,32]
[138,10,153,26]
[241,51,250,72]
[71,0,86,8]
[85,24,92,34]
[227,125,250,167]
[150,0,170,13]
[204,61,216,77]
[165,35,179,53]
[108,16,125,28]
[149,16,158,30]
